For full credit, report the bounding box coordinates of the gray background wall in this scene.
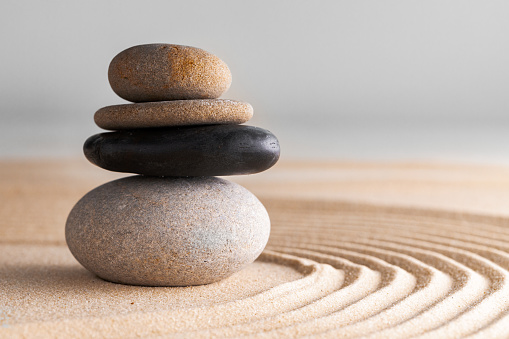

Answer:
[1,1,508,162]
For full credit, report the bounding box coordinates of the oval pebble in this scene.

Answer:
[94,99,253,130]
[108,44,232,102]
[65,176,270,286]
[83,125,280,177]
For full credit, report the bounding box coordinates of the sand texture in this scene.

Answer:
[1,159,509,338]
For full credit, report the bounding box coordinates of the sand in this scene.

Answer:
[1,159,509,338]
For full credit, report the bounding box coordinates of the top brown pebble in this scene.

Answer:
[108,44,232,102]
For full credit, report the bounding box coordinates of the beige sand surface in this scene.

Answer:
[1,159,509,338]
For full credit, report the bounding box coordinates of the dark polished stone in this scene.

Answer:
[84,125,280,177]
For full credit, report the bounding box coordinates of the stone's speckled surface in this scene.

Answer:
[108,44,232,102]
[84,125,280,177]
[65,176,270,286]
[94,99,253,130]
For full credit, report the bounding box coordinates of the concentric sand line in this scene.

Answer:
[2,161,509,338]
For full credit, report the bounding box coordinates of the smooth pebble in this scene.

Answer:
[108,44,231,102]
[84,125,280,177]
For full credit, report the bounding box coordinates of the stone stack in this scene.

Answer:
[65,44,280,287]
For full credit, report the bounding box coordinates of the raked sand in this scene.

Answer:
[1,159,509,338]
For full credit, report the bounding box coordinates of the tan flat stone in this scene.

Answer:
[94,99,253,130]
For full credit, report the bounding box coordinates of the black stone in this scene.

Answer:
[84,125,280,177]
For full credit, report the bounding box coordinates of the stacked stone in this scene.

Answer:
[65,44,280,287]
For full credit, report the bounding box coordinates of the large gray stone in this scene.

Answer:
[65,176,270,286]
